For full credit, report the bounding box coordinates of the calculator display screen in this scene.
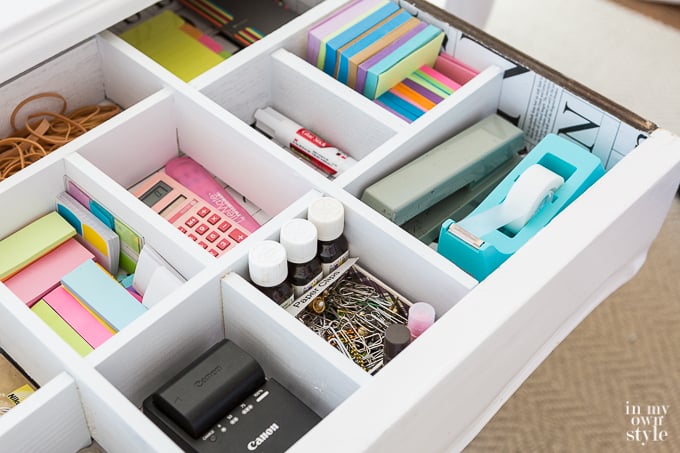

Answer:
[159,195,188,217]
[140,181,173,207]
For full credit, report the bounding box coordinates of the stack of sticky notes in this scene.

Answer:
[56,192,120,275]
[0,212,76,282]
[434,52,479,86]
[307,0,445,99]
[374,64,461,122]
[0,202,149,356]
[61,260,147,333]
[4,238,94,307]
[31,260,148,357]
[121,10,231,82]
[66,179,143,274]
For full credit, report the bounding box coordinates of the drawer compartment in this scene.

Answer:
[0,35,164,142]
[0,373,90,453]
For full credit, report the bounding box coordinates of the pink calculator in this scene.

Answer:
[131,171,250,257]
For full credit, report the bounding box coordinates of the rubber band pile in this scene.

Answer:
[0,92,121,182]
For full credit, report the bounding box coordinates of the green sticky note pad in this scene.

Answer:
[0,212,76,281]
[32,300,93,357]
[121,10,226,82]
[114,218,142,274]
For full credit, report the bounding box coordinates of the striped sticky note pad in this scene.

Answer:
[374,64,461,122]
[0,212,75,281]
[61,260,147,332]
[31,300,93,357]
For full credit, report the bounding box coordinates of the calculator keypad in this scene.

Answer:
[229,229,247,243]
[165,199,248,257]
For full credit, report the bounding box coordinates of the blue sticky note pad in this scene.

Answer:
[323,2,399,75]
[61,260,147,331]
[90,200,115,230]
[337,10,412,83]
[376,91,424,121]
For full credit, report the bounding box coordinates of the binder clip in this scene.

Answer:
[437,134,605,281]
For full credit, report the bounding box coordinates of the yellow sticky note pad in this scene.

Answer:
[0,212,75,281]
[32,300,93,357]
[372,31,444,99]
[121,10,226,82]
[82,224,108,258]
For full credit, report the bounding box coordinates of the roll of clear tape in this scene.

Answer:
[457,164,564,238]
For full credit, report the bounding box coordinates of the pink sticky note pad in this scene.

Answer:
[418,64,462,91]
[434,53,479,85]
[127,287,143,303]
[5,239,94,307]
[43,285,113,349]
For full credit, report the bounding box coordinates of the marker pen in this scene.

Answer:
[254,107,357,177]
[165,156,260,232]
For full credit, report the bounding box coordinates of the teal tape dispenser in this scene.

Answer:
[437,134,605,281]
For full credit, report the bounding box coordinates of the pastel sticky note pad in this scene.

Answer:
[66,179,91,208]
[318,0,389,69]
[0,212,76,281]
[31,300,93,357]
[44,286,113,349]
[121,10,226,82]
[407,70,451,99]
[347,17,421,88]
[322,2,398,75]
[56,192,120,275]
[4,239,94,307]
[307,0,380,66]
[374,99,411,122]
[419,65,460,90]
[375,91,423,122]
[61,260,147,332]
[434,53,479,85]
[113,218,142,274]
[89,200,115,230]
[363,25,445,99]
[355,22,426,93]
[390,83,437,110]
[336,9,413,83]
[402,78,444,103]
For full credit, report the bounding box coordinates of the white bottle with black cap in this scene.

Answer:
[280,219,323,298]
[307,197,349,276]
[248,240,294,307]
